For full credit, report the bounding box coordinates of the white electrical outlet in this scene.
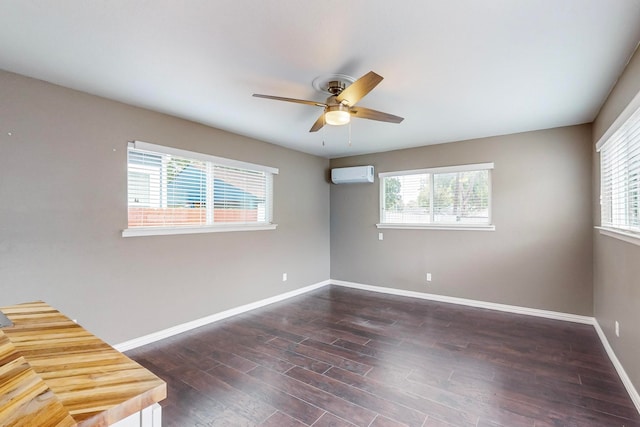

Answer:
[282,273,287,282]
[615,321,620,337]
[426,273,432,282]
[378,232,384,241]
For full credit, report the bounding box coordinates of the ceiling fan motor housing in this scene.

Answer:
[325,95,342,107]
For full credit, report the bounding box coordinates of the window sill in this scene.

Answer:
[595,226,640,247]
[122,223,278,237]
[376,223,495,231]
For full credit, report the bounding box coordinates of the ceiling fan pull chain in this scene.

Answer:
[322,114,326,146]
[348,121,352,147]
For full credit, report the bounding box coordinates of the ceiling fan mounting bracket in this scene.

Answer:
[312,73,356,95]
[327,81,345,95]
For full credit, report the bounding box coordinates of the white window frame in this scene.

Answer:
[377,162,495,231]
[123,141,279,237]
[595,89,640,247]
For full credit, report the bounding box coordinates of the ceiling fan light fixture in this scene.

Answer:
[325,104,351,126]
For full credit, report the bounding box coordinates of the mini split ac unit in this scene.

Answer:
[331,165,375,184]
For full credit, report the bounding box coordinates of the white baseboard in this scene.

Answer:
[116,278,594,352]
[114,280,330,352]
[330,280,594,324]
[114,276,638,416]
[331,279,639,415]
[593,320,640,414]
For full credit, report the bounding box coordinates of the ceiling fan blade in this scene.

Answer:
[336,71,383,107]
[309,113,326,132]
[350,106,404,123]
[252,94,326,107]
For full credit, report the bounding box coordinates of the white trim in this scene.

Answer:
[331,280,640,414]
[488,168,493,224]
[376,224,495,231]
[596,88,640,152]
[595,226,640,247]
[593,320,640,414]
[113,280,330,352]
[130,140,279,175]
[113,277,640,415]
[330,280,594,324]
[122,223,277,237]
[115,278,592,351]
[378,162,494,178]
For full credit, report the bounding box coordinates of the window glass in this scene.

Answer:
[126,141,277,232]
[380,163,493,227]
[599,105,640,234]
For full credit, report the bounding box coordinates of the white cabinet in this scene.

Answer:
[111,403,162,427]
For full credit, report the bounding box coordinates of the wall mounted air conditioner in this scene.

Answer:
[331,165,375,184]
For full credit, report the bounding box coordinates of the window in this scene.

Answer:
[378,163,494,230]
[598,102,640,239]
[123,141,278,237]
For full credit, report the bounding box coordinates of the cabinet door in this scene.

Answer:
[111,404,162,427]
[141,403,162,426]
[111,411,140,427]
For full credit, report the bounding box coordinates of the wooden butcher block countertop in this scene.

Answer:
[0,301,166,426]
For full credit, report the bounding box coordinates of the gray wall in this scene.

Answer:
[330,125,594,316]
[0,70,330,345]
[3,54,637,395]
[593,46,640,390]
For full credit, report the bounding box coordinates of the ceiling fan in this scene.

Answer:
[253,71,404,132]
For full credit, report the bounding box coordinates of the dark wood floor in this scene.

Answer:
[127,286,640,427]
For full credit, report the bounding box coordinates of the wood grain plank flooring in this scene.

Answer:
[126,286,640,426]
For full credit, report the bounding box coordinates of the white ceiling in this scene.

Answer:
[1,1,639,158]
